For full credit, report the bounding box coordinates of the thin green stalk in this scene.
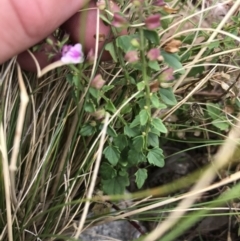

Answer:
[139,28,151,148]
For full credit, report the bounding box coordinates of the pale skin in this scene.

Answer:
[0,0,89,64]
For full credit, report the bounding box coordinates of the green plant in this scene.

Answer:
[2,0,240,240]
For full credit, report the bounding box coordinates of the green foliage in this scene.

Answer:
[124,125,139,137]
[3,0,240,239]
[79,123,96,136]
[102,175,129,195]
[116,35,139,52]
[147,147,165,167]
[128,150,146,165]
[105,100,117,113]
[161,50,184,74]
[106,125,118,137]
[105,42,117,62]
[151,118,168,134]
[133,135,145,151]
[139,109,149,126]
[206,103,221,120]
[84,100,96,112]
[206,103,230,131]
[103,145,121,166]
[100,163,117,179]
[159,88,177,106]
[151,93,167,109]
[135,168,148,189]
[211,119,229,131]
[148,60,161,71]
[143,29,160,44]
[148,132,159,147]
[113,134,128,150]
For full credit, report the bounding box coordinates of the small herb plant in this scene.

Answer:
[64,1,184,195]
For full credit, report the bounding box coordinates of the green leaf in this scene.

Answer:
[236,98,240,108]
[130,115,140,128]
[103,146,120,166]
[79,124,96,136]
[161,18,171,30]
[105,42,117,62]
[139,109,149,126]
[99,124,117,137]
[180,50,191,62]
[232,15,240,23]
[188,66,205,77]
[120,103,132,114]
[107,126,117,137]
[137,81,145,91]
[150,126,161,136]
[89,87,100,99]
[102,175,129,195]
[132,63,144,71]
[138,98,146,109]
[128,150,146,166]
[135,169,148,189]
[206,103,221,120]
[72,75,79,88]
[151,94,167,109]
[102,85,114,93]
[119,169,128,177]
[105,100,116,113]
[124,126,139,137]
[116,35,138,53]
[148,61,160,71]
[100,163,117,179]
[147,147,165,167]
[148,132,159,147]
[151,118,168,133]
[208,40,220,50]
[133,135,144,151]
[119,159,128,167]
[161,50,184,74]
[66,73,73,84]
[84,101,96,112]
[113,134,128,151]
[159,88,177,106]
[212,119,229,131]
[99,13,112,25]
[143,29,159,44]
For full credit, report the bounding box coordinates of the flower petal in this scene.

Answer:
[61,43,84,64]
[145,14,161,29]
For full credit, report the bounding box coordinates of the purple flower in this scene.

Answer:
[152,0,165,6]
[112,13,129,28]
[145,14,161,29]
[61,45,71,55]
[61,43,84,64]
[91,74,106,89]
[158,68,174,82]
[147,48,160,61]
[125,50,139,63]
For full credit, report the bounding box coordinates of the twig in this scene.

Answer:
[0,124,13,241]
[9,64,29,206]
